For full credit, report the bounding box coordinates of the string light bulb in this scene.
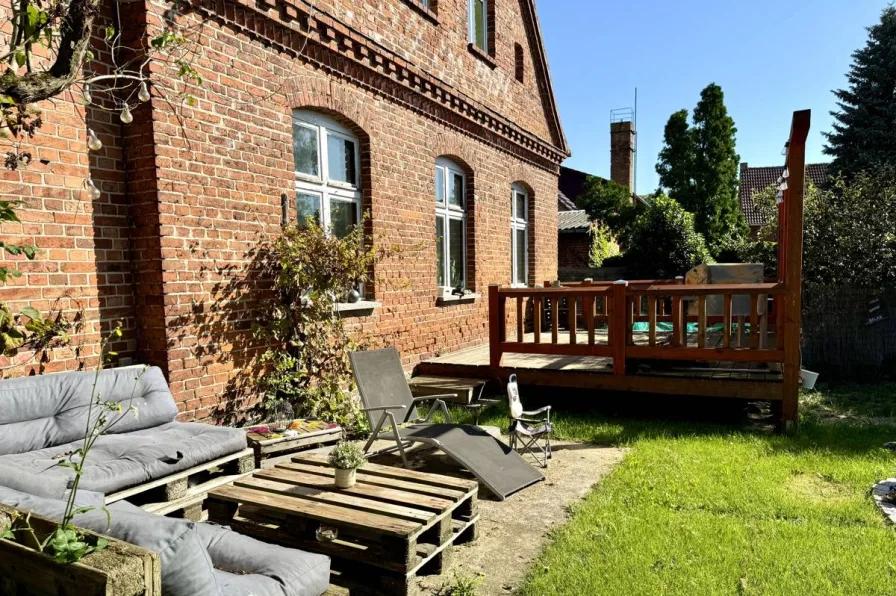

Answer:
[84,178,102,200]
[87,129,103,151]
[782,166,790,179]
[120,104,133,124]
[138,81,151,103]
[82,84,92,105]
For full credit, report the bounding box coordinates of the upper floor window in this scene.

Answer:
[511,184,528,286]
[292,110,361,239]
[514,43,525,82]
[435,157,467,291]
[468,0,488,53]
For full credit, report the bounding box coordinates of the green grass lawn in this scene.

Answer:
[453,384,896,595]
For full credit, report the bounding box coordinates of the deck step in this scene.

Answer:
[407,375,489,404]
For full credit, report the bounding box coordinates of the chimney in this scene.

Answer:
[610,120,635,191]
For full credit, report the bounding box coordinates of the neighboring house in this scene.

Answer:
[0,0,569,419]
[739,162,828,231]
[557,120,637,273]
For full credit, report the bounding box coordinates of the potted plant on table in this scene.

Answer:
[328,442,366,488]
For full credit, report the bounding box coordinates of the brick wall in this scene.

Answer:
[558,232,591,270]
[0,0,566,421]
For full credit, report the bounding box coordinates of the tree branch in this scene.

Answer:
[0,0,101,104]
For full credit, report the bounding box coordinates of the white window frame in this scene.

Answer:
[511,184,528,287]
[435,157,467,292]
[468,0,488,53]
[292,110,362,238]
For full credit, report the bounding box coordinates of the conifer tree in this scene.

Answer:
[824,7,896,177]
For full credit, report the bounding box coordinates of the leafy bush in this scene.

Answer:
[256,215,391,434]
[327,441,366,470]
[739,168,896,288]
[623,194,712,279]
[577,176,642,239]
[588,223,620,268]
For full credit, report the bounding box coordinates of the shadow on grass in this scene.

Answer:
[452,384,896,457]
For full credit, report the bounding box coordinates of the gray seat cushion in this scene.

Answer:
[0,366,178,455]
[0,422,247,499]
[197,523,331,596]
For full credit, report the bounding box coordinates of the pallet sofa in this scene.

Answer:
[0,484,332,596]
[0,366,334,596]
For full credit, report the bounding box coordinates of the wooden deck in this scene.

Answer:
[416,329,784,401]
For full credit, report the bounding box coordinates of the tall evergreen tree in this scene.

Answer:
[692,83,746,254]
[656,110,696,213]
[824,7,896,176]
[655,84,746,256]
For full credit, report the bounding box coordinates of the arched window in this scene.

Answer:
[511,183,528,286]
[292,110,361,238]
[435,157,467,290]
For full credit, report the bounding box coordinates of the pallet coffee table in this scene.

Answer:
[206,453,479,595]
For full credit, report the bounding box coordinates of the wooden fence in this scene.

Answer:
[488,280,786,376]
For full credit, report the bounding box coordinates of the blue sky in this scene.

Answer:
[538,0,886,194]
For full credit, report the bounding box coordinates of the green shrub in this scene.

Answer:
[623,194,712,279]
[588,223,621,268]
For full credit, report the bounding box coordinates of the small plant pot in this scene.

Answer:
[334,467,357,489]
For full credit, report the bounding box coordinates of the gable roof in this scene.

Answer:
[738,163,829,227]
[558,190,578,211]
[558,210,591,232]
[520,0,569,155]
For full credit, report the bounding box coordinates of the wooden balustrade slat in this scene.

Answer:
[569,297,577,345]
[672,296,682,347]
[533,297,541,344]
[750,295,760,350]
[516,296,523,343]
[551,299,559,344]
[585,295,595,345]
[697,296,707,348]
[723,294,732,349]
[626,297,634,346]
[648,295,657,347]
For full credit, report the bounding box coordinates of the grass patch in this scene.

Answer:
[450,385,896,595]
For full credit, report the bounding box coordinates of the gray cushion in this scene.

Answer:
[0,366,178,454]
[0,486,219,596]
[197,523,331,596]
[0,422,247,499]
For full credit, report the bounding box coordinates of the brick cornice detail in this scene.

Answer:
[187,0,566,173]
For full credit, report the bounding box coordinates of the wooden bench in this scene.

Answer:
[206,453,479,595]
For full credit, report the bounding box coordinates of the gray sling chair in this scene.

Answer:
[350,348,545,500]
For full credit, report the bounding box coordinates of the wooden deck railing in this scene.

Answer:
[488,280,786,376]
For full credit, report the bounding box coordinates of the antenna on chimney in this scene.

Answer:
[610,87,638,195]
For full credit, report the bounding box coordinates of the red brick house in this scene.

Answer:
[739,162,828,232]
[0,0,569,419]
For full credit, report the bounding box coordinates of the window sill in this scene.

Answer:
[436,292,480,306]
[467,43,497,69]
[336,300,381,317]
[402,0,439,24]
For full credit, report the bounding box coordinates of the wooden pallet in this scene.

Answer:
[246,420,344,468]
[207,453,479,595]
[106,448,255,520]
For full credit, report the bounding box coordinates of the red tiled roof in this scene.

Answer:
[558,190,578,211]
[739,163,828,227]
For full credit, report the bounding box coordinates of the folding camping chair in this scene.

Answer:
[506,374,552,468]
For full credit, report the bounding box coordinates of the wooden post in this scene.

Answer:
[612,280,628,376]
[488,284,502,367]
[781,110,811,431]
